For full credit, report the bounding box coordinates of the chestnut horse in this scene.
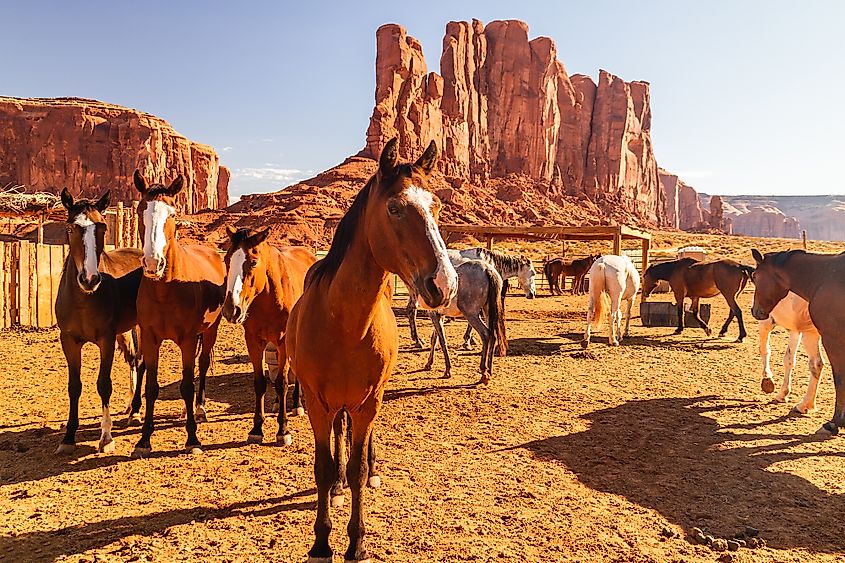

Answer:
[642,258,754,342]
[750,249,845,434]
[131,171,226,457]
[221,225,316,445]
[55,189,145,454]
[544,255,598,295]
[286,138,457,562]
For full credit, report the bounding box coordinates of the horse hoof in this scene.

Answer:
[331,494,345,507]
[307,557,334,563]
[442,372,452,379]
[718,332,727,338]
[344,559,371,563]
[423,363,433,371]
[368,475,382,489]
[131,446,151,459]
[672,329,683,335]
[185,445,204,455]
[125,413,143,427]
[789,406,808,417]
[580,339,589,349]
[55,442,75,455]
[761,378,775,394]
[295,407,305,417]
[704,329,713,337]
[735,337,745,344]
[609,340,619,347]
[194,406,208,423]
[98,438,115,454]
[277,433,292,446]
[247,433,264,444]
[817,422,839,436]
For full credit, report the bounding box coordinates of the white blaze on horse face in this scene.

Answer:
[74,213,99,282]
[143,201,175,272]
[405,186,458,305]
[226,248,246,308]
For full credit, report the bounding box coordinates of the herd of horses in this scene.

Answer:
[48,140,844,562]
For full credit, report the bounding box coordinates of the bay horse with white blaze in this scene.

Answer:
[286,139,457,562]
[221,225,316,445]
[131,171,226,457]
[55,189,145,454]
[642,258,754,342]
[750,248,845,434]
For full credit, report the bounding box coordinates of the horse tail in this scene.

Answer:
[544,261,555,294]
[589,264,608,330]
[486,268,507,358]
[740,264,755,282]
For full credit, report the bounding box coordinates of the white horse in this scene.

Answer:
[757,291,824,414]
[581,254,640,348]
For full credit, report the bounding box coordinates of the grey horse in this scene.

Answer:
[421,256,507,383]
[407,247,535,349]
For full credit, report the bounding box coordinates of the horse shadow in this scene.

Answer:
[519,395,845,553]
[0,490,317,562]
[557,330,738,352]
[504,336,564,357]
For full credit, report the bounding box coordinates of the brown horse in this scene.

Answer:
[286,138,457,562]
[544,254,597,295]
[750,249,845,434]
[55,189,145,454]
[642,258,754,342]
[221,225,316,445]
[131,171,226,458]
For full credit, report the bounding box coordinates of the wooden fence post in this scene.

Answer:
[641,237,651,273]
[612,226,622,256]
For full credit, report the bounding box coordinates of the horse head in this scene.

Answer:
[222,226,271,323]
[517,257,537,299]
[133,170,183,279]
[61,188,110,293]
[366,138,458,309]
[750,248,791,321]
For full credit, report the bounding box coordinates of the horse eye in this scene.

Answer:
[387,203,402,217]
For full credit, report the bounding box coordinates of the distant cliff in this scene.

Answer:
[0,96,229,212]
[705,195,845,241]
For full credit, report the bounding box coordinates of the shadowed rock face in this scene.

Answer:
[362,19,664,226]
[0,97,228,212]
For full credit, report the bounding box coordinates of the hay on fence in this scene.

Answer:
[0,184,62,217]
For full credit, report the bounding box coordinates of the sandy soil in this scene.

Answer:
[1,289,844,562]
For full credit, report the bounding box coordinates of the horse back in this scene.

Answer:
[178,244,226,284]
[277,246,318,299]
[100,248,143,278]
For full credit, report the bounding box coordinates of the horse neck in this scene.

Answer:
[160,235,188,282]
[781,253,827,302]
[261,247,288,307]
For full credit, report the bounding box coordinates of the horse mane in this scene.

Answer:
[645,260,686,281]
[479,248,531,273]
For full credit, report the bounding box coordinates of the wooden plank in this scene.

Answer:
[9,242,19,326]
[115,203,125,248]
[36,244,53,328]
[18,241,31,326]
[50,245,64,326]
[641,237,651,273]
[612,226,622,256]
[0,242,6,328]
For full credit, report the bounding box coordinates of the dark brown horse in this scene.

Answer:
[544,254,598,295]
[221,225,316,445]
[286,138,457,562]
[131,171,226,458]
[642,258,754,342]
[751,249,845,434]
[55,189,145,454]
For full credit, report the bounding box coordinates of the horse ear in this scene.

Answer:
[751,249,764,264]
[60,188,74,210]
[225,225,238,239]
[95,190,110,212]
[167,175,185,196]
[414,140,438,174]
[133,170,148,194]
[248,227,270,247]
[379,137,400,176]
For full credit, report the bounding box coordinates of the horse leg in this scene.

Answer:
[775,330,801,403]
[95,337,117,454]
[115,330,136,417]
[819,345,845,435]
[128,327,145,427]
[582,296,595,349]
[292,377,305,416]
[132,332,161,458]
[330,411,348,507]
[56,333,82,454]
[673,289,687,335]
[274,344,293,445]
[462,323,475,350]
[367,429,380,488]
[609,292,622,347]
[177,336,203,454]
[759,318,777,394]
[689,297,712,337]
[306,405,336,562]
[344,405,378,563]
[794,331,823,415]
[195,322,219,422]
[734,297,748,343]
[246,335,268,444]
[466,311,491,384]
[406,295,423,349]
[622,296,634,339]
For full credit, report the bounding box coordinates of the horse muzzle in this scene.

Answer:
[143,256,166,279]
[76,272,101,294]
[222,297,246,324]
[751,305,770,321]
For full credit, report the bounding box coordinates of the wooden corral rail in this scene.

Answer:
[102,202,141,249]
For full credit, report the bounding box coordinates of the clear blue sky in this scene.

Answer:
[3,1,843,198]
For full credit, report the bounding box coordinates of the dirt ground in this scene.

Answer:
[1,288,844,562]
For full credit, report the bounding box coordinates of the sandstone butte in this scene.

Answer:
[0,96,229,213]
[185,19,691,248]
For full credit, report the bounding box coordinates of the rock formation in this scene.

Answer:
[0,97,228,212]
[362,20,664,225]
[728,206,800,239]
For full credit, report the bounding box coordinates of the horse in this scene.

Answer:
[131,171,226,457]
[54,189,145,454]
[406,247,533,349]
[581,254,640,348]
[757,291,823,414]
[750,248,845,434]
[286,138,457,562]
[221,225,316,445]
[642,258,754,342]
[423,257,507,382]
[544,254,597,295]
